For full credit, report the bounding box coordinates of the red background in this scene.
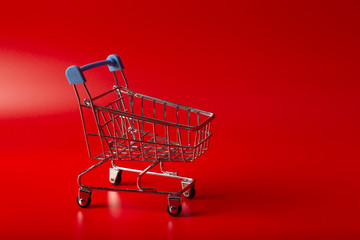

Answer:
[0,0,359,239]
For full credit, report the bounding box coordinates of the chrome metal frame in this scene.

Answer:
[72,61,214,215]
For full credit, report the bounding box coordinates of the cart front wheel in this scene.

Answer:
[167,204,182,217]
[77,196,91,208]
[183,185,196,199]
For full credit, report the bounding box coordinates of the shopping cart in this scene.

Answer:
[66,54,215,216]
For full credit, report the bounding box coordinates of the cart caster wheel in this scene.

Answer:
[167,203,182,217]
[183,185,196,199]
[112,171,122,185]
[167,195,182,217]
[109,168,122,185]
[77,188,92,208]
[77,196,91,208]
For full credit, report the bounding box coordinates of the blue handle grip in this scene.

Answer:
[66,54,124,85]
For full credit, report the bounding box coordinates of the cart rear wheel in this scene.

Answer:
[113,171,122,185]
[77,196,91,208]
[167,203,182,217]
[183,185,196,199]
[110,169,122,185]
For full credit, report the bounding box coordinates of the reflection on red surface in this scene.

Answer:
[107,192,122,218]
[1,0,360,239]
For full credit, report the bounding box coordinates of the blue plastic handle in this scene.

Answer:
[66,54,124,85]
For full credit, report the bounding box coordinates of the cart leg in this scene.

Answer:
[181,180,196,199]
[167,194,182,216]
[137,161,158,191]
[77,188,92,208]
[78,159,107,188]
[109,167,122,185]
[160,162,178,176]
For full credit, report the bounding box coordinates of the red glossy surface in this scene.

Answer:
[0,1,359,239]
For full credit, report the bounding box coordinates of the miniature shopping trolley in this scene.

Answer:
[66,54,215,216]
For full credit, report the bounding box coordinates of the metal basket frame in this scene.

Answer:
[66,54,215,216]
